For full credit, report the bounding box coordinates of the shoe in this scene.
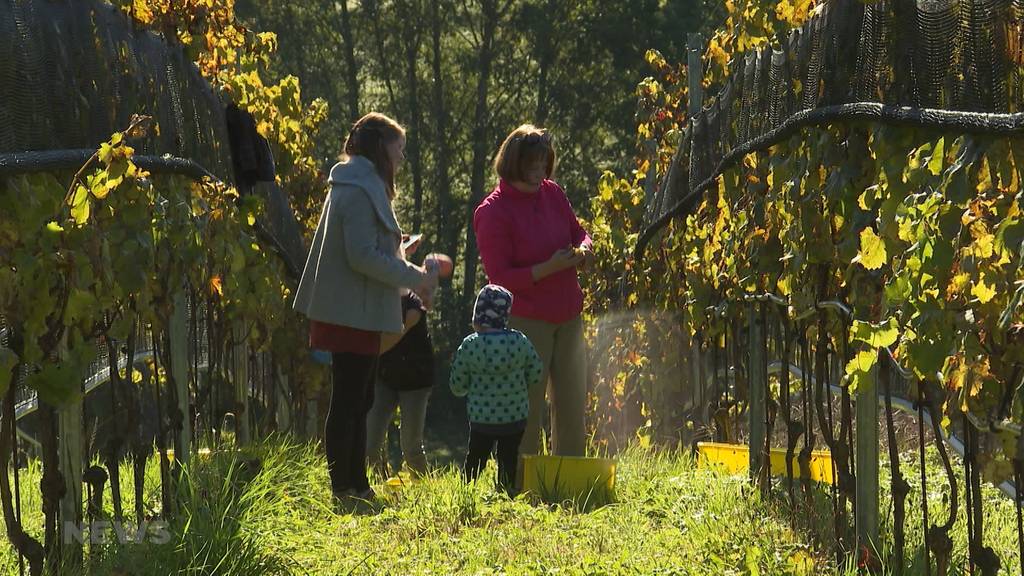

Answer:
[353,487,376,501]
[331,488,356,514]
[350,487,382,514]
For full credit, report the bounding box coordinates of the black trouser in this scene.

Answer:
[326,352,378,493]
[464,427,524,491]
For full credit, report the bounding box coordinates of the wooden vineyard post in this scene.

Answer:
[748,302,766,482]
[855,349,880,556]
[691,332,704,436]
[305,397,319,439]
[856,277,884,558]
[57,341,83,565]
[169,292,191,465]
[276,366,291,433]
[232,324,251,446]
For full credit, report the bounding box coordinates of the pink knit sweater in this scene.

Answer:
[473,179,592,324]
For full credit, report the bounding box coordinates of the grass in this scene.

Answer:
[2,436,1022,575]
[875,445,1022,575]
[0,437,859,575]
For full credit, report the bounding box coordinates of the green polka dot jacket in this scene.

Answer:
[449,329,544,425]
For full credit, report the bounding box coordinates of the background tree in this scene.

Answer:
[236,0,715,355]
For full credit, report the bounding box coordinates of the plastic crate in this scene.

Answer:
[697,441,834,485]
[521,454,616,506]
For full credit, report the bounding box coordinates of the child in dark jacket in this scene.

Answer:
[366,289,435,477]
[449,284,543,491]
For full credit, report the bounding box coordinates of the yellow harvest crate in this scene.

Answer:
[697,442,834,485]
[521,455,616,505]
[381,476,407,496]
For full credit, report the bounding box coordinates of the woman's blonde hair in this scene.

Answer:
[493,124,556,182]
[342,112,405,199]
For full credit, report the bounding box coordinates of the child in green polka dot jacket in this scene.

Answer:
[450,284,544,491]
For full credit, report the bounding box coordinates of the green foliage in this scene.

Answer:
[587,1,1024,491]
[0,0,331,410]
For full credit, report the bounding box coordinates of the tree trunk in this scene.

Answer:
[429,0,464,345]
[534,0,559,125]
[338,0,361,123]
[400,0,425,232]
[365,0,398,109]
[460,0,501,322]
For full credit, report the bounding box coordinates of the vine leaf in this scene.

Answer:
[0,346,17,400]
[928,137,945,176]
[26,361,82,407]
[70,184,90,226]
[844,349,877,394]
[851,318,899,348]
[854,227,886,270]
[971,273,997,304]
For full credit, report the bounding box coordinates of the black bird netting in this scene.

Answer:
[0,0,231,176]
[635,1,1024,573]
[0,0,305,277]
[639,0,1024,248]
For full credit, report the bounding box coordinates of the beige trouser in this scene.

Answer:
[509,314,587,456]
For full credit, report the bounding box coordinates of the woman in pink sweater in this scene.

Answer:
[472,124,594,457]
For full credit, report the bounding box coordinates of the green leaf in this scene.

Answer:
[854,227,886,270]
[927,137,945,176]
[71,201,90,225]
[745,545,762,576]
[27,361,82,407]
[907,333,950,380]
[846,349,877,374]
[64,288,98,327]
[851,318,899,348]
[0,346,18,400]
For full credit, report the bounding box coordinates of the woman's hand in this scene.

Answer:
[401,234,423,256]
[576,244,596,270]
[415,267,439,309]
[532,247,585,281]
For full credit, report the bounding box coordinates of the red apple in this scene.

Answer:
[424,253,454,278]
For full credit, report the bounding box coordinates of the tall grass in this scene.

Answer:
[8,437,1017,574]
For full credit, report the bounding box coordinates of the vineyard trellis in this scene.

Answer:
[636,0,1024,573]
[0,0,319,574]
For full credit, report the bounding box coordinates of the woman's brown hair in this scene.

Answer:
[342,112,406,199]
[493,124,556,183]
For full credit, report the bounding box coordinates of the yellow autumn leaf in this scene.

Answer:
[972,232,994,259]
[855,227,887,270]
[948,273,971,298]
[971,273,997,304]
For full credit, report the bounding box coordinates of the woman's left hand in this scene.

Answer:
[575,245,596,270]
[402,234,423,256]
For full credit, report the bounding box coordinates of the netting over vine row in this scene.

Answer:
[0,0,232,178]
[640,0,1024,249]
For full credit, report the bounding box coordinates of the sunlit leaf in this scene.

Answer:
[854,227,886,270]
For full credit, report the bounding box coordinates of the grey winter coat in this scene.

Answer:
[293,155,424,333]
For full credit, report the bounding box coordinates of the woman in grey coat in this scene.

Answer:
[293,112,440,505]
